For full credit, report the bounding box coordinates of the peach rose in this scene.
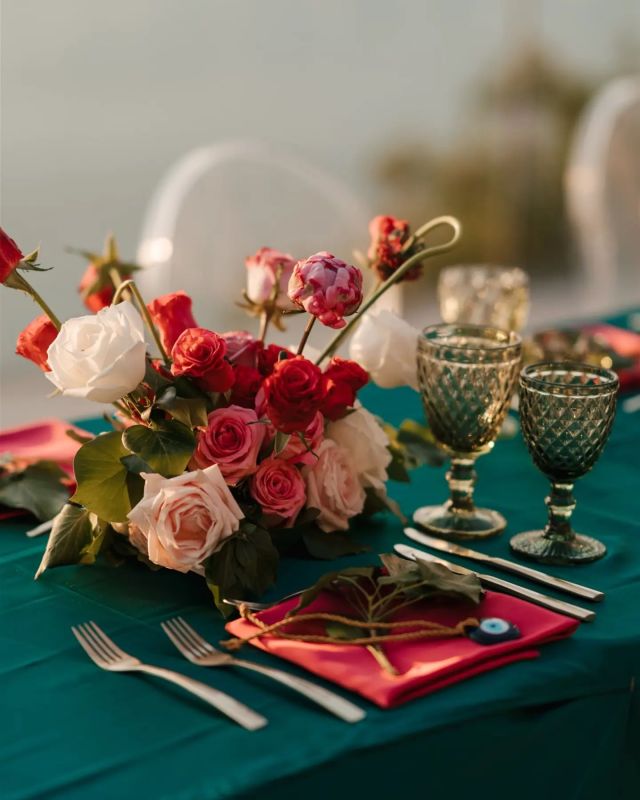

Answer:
[127,465,243,572]
[191,405,265,484]
[303,439,365,532]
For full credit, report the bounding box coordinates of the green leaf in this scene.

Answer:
[204,523,279,617]
[292,566,375,614]
[35,504,105,578]
[155,388,209,428]
[273,430,291,455]
[0,461,69,521]
[325,621,368,640]
[379,553,483,605]
[122,420,195,478]
[396,419,447,468]
[65,429,94,445]
[71,432,143,522]
[302,527,369,560]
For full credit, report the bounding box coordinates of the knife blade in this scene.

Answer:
[404,527,604,602]
[393,543,595,623]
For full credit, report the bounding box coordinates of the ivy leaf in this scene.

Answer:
[71,432,143,522]
[379,553,483,605]
[396,419,447,468]
[35,504,107,578]
[204,522,279,617]
[155,387,209,428]
[302,527,369,560]
[123,420,195,478]
[0,461,69,521]
[292,566,375,614]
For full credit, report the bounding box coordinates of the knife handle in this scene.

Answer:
[478,573,596,623]
[490,557,604,602]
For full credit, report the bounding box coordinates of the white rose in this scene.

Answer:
[127,465,244,573]
[303,439,365,532]
[327,405,392,494]
[45,301,147,403]
[349,309,419,390]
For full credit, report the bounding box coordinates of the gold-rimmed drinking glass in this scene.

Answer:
[438,265,530,332]
[415,324,522,539]
[510,362,619,565]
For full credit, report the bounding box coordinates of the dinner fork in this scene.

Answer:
[72,621,267,731]
[161,617,366,723]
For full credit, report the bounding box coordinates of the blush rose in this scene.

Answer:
[191,405,265,484]
[303,439,365,532]
[250,457,306,527]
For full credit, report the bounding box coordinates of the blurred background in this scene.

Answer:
[1,0,639,424]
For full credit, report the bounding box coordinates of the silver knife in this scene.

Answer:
[394,543,595,623]
[404,527,604,602]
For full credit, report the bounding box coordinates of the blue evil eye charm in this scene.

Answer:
[468,617,521,645]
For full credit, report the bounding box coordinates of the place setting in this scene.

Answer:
[0,207,625,732]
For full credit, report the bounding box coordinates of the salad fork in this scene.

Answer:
[161,617,366,723]
[72,621,267,731]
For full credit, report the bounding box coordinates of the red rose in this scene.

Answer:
[78,263,132,312]
[367,215,420,282]
[230,365,263,408]
[261,355,326,434]
[258,343,292,375]
[0,228,24,284]
[148,291,198,352]
[321,357,369,420]
[170,327,235,393]
[15,315,57,371]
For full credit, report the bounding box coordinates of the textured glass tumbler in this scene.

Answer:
[438,265,530,333]
[415,324,522,539]
[510,362,619,565]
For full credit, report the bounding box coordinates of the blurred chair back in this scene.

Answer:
[136,141,387,345]
[565,76,640,312]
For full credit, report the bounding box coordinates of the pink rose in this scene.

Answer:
[127,465,244,573]
[250,457,306,527]
[147,291,198,352]
[287,252,363,329]
[245,246,297,308]
[303,439,365,532]
[276,410,324,465]
[191,405,265,484]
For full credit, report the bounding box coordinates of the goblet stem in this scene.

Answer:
[543,481,577,543]
[446,457,477,514]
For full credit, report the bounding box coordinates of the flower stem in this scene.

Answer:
[112,278,171,367]
[314,215,462,365]
[5,271,62,330]
[296,316,316,356]
[258,309,271,343]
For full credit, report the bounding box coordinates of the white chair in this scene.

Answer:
[565,76,640,313]
[136,141,395,346]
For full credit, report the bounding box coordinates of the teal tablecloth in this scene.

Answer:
[2,310,640,799]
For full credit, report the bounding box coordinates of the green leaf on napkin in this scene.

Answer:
[205,522,279,617]
[122,420,195,478]
[71,432,143,523]
[379,553,483,605]
[35,504,108,578]
[0,461,69,522]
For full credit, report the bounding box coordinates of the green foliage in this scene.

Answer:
[205,522,280,617]
[123,420,195,478]
[71,432,143,523]
[153,386,209,428]
[302,527,369,560]
[0,461,69,522]
[378,553,483,605]
[35,504,108,578]
[384,418,446,479]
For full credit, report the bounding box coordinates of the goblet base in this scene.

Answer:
[413,505,506,540]
[509,530,606,565]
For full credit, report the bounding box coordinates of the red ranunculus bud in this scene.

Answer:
[170,327,235,393]
[261,355,326,434]
[367,215,419,282]
[78,263,118,311]
[321,357,369,420]
[15,315,58,371]
[147,291,198,352]
[0,228,24,285]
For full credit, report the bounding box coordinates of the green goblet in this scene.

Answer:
[414,324,522,539]
[510,362,619,565]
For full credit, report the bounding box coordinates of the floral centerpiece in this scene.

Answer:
[0,215,460,613]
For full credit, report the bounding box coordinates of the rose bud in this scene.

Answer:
[250,457,306,527]
[321,357,369,421]
[170,327,235,393]
[191,405,265,484]
[0,228,24,285]
[15,315,58,371]
[260,355,325,434]
[221,330,262,368]
[245,247,297,309]
[147,291,198,352]
[287,252,363,329]
[367,215,420,282]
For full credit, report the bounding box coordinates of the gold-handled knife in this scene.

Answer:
[404,527,604,602]
[393,543,596,623]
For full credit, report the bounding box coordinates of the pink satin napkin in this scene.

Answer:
[226,590,578,708]
[0,418,89,520]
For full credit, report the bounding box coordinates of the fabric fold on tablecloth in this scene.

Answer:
[226,590,579,708]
